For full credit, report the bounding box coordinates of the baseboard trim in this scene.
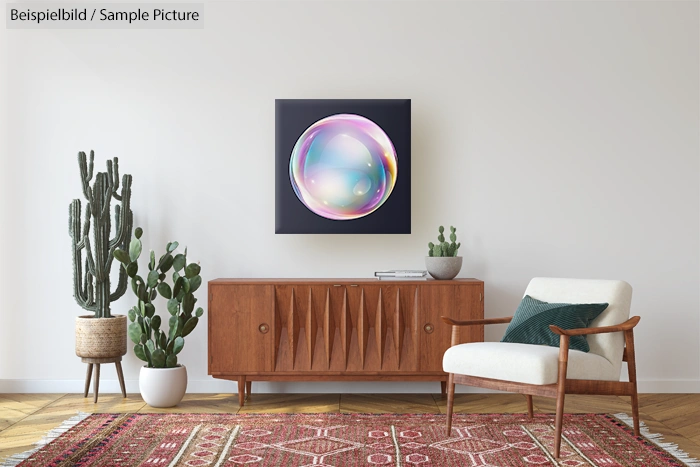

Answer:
[634,379,700,393]
[1,379,698,394]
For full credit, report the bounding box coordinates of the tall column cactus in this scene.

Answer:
[69,150,133,318]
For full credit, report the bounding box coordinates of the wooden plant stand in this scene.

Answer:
[82,356,127,403]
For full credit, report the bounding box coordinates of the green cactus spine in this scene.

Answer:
[115,228,204,368]
[427,225,461,257]
[69,151,133,318]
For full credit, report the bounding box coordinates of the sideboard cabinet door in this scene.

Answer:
[209,285,274,373]
[457,284,484,344]
[419,284,483,372]
[419,285,456,371]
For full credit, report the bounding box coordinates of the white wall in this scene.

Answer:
[0,1,698,394]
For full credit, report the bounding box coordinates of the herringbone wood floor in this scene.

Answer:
[1,393,699,462]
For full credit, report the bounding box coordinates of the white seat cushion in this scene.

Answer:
[443,342,618,386]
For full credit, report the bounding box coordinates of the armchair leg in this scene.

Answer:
[554,386,566,457]
[554,335,570,458]
[630,392,641,436]
[625,330,641,436]
[446,373,455,436]
[526,395,533,418]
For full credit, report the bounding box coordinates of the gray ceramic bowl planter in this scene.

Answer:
[425,256,463,280]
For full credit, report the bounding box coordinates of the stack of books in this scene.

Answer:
[374,270,428,280]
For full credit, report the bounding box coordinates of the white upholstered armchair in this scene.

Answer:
[442,277,640,458]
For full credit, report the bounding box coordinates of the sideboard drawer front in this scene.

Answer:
[209,285,274,373]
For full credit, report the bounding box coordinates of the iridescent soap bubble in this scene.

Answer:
[289,114,398,220]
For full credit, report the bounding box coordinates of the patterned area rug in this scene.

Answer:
[3,413,699,467]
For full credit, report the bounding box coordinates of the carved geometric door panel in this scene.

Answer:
[270,283,423,373]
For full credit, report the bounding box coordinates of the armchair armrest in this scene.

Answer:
[441,316,513,326]
[549,316,640,337]
[442,316,512,347]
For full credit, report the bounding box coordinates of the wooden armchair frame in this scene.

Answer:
[441,315,641,458]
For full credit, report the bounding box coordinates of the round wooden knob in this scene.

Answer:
[424,323,434,334]
[258,323,269,334]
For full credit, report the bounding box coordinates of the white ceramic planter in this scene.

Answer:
[139,365,188,408]
[425,256,463,280]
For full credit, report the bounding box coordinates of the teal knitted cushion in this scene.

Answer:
[500,295,608,352]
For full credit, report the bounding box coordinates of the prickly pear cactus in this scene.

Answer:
[427,225,461,257]
[114,228,204,368]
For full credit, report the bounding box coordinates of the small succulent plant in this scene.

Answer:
[428,225,461,257]
[113,227,203,368]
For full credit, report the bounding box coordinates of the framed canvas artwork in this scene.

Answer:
[275,99,411,234]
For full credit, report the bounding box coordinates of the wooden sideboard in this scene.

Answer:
[208,278,484,405]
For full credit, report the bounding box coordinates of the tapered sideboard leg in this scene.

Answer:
[246,381,252,400]
[237,377,246,407]
[440,381,447,395]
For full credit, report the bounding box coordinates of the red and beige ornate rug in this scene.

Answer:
[3,413,698,467]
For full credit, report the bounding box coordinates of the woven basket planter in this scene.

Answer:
[75,315,127,358]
